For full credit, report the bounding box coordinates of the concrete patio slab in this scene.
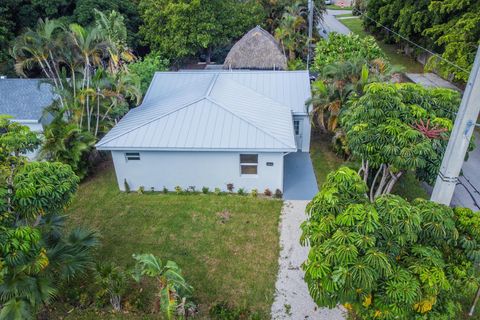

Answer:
[283,152,319,200]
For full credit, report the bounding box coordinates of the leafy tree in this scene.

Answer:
[313,33,387,73]
[12,14,141,177]
[258,0,325,34]
[341,83,461,201]
[425,0,480,82]
[363,0,480,83]
[129,53,170,94]
[138,0,264,63]
[301,167,480,319]
[132,253,194,319]
[0,116,98,319]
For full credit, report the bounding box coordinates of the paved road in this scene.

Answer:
[451,131,480,210]
[318,9,352,38]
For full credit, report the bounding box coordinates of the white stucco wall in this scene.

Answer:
[293,114,311,152]
[111,151,285,192]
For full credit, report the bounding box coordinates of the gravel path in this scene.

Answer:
[271,200,345,319]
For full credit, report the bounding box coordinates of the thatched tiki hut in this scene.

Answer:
[223,26,288,70]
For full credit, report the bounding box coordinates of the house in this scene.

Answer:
[223,26,288,70]
[96,71,312,192]
[0,78,55,158]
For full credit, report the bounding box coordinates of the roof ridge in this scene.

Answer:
[96,97,206,147]
[205,96,295,149]
[219,76,293,112]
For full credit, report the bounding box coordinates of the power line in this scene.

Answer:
[351,8,471,74]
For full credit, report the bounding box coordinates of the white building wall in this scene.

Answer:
[293,114,311,152]
[111,151,285,192]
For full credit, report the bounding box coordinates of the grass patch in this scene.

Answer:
[339,17,424,73]
[326,4,352,10]
[335,13,355,18]
[61,163,283,319]
[310,134,428,200]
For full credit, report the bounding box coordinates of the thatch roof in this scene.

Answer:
[223,26,288,70]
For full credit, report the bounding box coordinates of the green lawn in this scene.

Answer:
[57,164,283,319]
[310,134,428,200]
[326,4,352,10]
[335,13,354,18]
[339,17,424,73]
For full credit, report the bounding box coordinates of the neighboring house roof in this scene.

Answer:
[223,26,288,70]
[97,71,311,152]
[0,79,54,122]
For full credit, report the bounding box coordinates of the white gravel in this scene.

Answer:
[271,200,346,320]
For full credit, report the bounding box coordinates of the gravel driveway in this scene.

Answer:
[271,200,345,319]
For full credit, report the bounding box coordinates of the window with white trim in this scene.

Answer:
[240,154,258,175]
[125,152,140,161]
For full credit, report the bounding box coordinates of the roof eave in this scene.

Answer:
[95,146,297,153]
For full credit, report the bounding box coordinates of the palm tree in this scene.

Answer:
[132,254,193,319]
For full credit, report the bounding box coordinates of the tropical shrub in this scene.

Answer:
[238,188,245,196]
[251,188,258,198]
[301,167,480,319]
[341,82,462,200]
[264,188,272,197]
[132,253,195,318]
[214,187,222,195]
[94,263,129,311]
[129,53,169,94]
[0,117,98,319]
[202,186,209,194]
[227,183,234,193]
[312,33,387,73]
[274,189,283,199]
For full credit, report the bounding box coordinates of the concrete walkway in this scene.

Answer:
[283,152,319,200]
[318,9,352,38]
[405,73,461,91]
[271,201,346,319]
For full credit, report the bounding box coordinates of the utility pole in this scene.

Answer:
[431,45,480,205]
[307,0,313,69]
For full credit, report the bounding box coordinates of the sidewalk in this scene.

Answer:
[271,200,345,319]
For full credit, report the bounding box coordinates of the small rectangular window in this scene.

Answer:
[294,120,300,135]
[240,154,258,175]
[125,152,140,161]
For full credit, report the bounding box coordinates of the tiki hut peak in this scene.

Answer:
[223,26,288,70]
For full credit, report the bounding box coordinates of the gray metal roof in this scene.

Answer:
[97,71,311,152]
[0,79,54,121]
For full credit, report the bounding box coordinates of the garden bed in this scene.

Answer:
[52,162,283,319]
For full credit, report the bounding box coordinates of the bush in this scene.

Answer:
[264,188,272,197]
[227,183,234,193]
[128,53,169,94]
[238,188,245,196]
[162,186,168,194]
[209,302,263,320]
[301,167,480,319]
[313,33,387,72]
[202,186,209,194]
[137,186,145,194]
[274,189,283,199]
[124,179,130,193]
[175,186,182,194]
[214,187,222,195]
[251,188,258,198]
